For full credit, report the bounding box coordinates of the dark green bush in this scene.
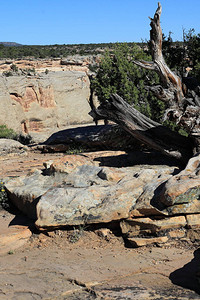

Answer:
[0,180,9,210]
[0,125,17,139]
[91,43,165,123]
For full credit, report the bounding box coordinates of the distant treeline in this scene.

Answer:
[0,41,184,59]
[0,42,139,59]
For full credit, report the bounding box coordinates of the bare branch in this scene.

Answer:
[133,60,156,70]
[134,2,184,105]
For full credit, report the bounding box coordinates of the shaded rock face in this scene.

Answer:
[0,71,92,140]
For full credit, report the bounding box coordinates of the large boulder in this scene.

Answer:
[5,157,177,227]
[4,152,200,247]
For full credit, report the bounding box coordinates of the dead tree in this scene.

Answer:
[93,2,200,164]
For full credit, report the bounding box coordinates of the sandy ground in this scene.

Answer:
[0,150,200,299]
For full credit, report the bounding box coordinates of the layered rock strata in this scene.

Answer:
[0,59,94,141]
[4,152,200,247]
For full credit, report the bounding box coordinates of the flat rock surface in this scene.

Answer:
[0,150,200,299]
[0,211,32,256]
[0,215,199,299]
[0,139,28,156]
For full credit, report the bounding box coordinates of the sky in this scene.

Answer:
[0,0,199,45]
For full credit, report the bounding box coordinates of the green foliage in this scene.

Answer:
[0,180,9,210]
[16,133,33,145]
[91,43,164,122]
[3,64,19,77]
[0,43,120,59]
[10,63,18,72]
[184,30,200,80]
[65,144,86,155]
[0,125,17,139]
[0,125,32,145]
[161,29,200,79]
[23,68,36,75]
[2,70,13,77]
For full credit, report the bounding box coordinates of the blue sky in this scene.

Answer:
[0,0,199,45]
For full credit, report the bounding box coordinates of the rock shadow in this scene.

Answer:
[94,150,181,168]
[37,124,142,152]
[9,213,38,233]
[169,248,200,295]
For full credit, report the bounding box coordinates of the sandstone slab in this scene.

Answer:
[43,154,96,174]
[0,212,32,255]
[186,214,200,228]
[127,236,168,247]
[5,152,200,232]
[5,170,69,219]
[35,180,142,228]
[159,154,200,208]
[120,216,187,237]
[3,159,185,230]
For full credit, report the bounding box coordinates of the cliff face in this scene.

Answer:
[0,59,93,141]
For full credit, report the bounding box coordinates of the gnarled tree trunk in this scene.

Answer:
[134,2,200,154]
[91,2,200,163]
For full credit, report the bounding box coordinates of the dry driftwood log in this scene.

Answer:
[91,2,200,164]
[95,94,192,163]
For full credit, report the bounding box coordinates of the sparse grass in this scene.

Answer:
[68,225,87,243]
[66,145,87,155]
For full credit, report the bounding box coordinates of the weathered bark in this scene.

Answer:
[89,2,199,159]
[96,94,193,164]
[134,2,200,153]
[134,3,184,104]
[35,124,141,152]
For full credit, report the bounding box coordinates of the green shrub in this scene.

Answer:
[0,125,33,145]
[0,125,17,139]
[68,225,87,243]
[10,64,18,72]
[91,43,165,123]
[2,70,13,77]
[65,144,87,155]
[0,180,9,210]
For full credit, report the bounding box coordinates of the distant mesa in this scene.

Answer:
[0,42,23,47]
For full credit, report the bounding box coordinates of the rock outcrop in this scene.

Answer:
[4,151,200,246]
[0,139,28,156]
[0,59,94,142]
